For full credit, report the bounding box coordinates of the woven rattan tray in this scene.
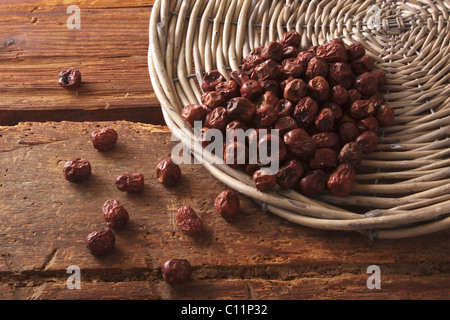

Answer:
[148,0,450,239]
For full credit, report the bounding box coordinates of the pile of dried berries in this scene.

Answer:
[182,31,394,197]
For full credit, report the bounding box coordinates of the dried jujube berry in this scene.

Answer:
[161,259,192,284]
[309,148,338,170]
[181,104,206,127]
[226,97,256,124]
[59,68,82,89]
[253,168,278,192]
[376,105,395,126]
[90,128,118,151]
[283,128,316,160]
[215,190,240,222]
[86,228,116,256]
[201,91,226,110]
[339,142,363,166]
[63,158,91,183]
[156,158,182,187]
[176,206,203,236]
[276,159,304,190]
[240,80,263,102]
[355,131,379,153]
[202,70,225,92]
[327,164,356,197]
[102,200,129,229]
[299,170,328,197]
[205,107,229,131]
[115,172,145,192]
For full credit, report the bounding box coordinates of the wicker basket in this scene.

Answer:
[148,0,450,239]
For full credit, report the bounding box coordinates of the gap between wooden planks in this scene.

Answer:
[0,121,448,300]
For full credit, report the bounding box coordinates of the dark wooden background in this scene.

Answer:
[0,0,448,300]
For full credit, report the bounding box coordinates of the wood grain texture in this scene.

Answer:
[0,121,448,300]
[0,1,163,125]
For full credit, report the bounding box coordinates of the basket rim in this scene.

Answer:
[147,0,450,239]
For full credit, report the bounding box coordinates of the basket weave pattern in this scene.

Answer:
[148,0,450,239]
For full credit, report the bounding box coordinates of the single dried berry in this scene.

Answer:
[202,70,225,92]
[261,41,284,62]
[205,107,229,131]
[315,108,335,132]
[273,116,298,138]
[63,158,91,183]
[240,80,263,102]
[276,160,304,189]
[253,168,278,192]
[201,91,226,111]
[355,131,379,153]
[176,206,203,236]
[86,228,116,256]
[351,55,374,74]
[282,59,304,78]
[215,190,240,221]
[338,122,360,144]
[161,259,192,284]
[181,104,206,127]
[90,128,118,151]
[349,100,376,120]
[308,76,330,102]
[330,85,348,105]
[376,105,395,126]
[251,59,281,82]
[316,41,347,62]
[306,57,328,80]
[59,68,82,89]
[282,46,300,60]
[328,62,354,89]
[327,164,356,197]
[281,30,301,48]
[254,103,278,127]
[283,128,316,160]
[309,148,338,170]
[283,78,307,103]
[102,200,129,229]
[116,172,145,192]
[156,158,182,187]
[357,116,379,133]
[346,43,366,61]
[293,96,319,128]
[227,97,256,124]
[275,99,294,117]
[353,72,379,96]
[215,80,240,100]
[339,142,363,166]
[299,170,328,197]
[311,132,340,149]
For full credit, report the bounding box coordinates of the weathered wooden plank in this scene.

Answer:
[0,1,163,125]
[0,121,449,300]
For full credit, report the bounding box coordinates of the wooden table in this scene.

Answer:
[0,1,449,301]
